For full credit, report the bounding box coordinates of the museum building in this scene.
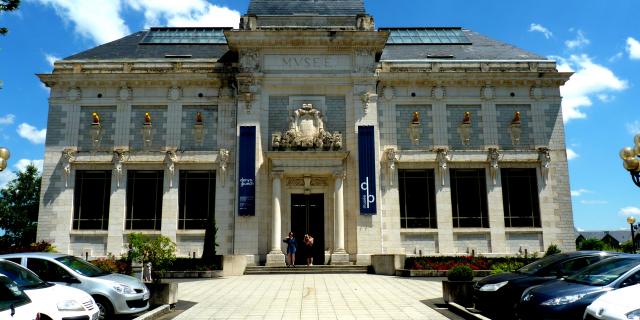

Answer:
[36,0,574,266]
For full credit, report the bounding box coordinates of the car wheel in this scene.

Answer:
[93,296,113,320]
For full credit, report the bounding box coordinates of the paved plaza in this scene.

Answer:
[172,274,450,320]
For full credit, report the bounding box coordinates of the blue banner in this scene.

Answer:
[358,126,377,215]
[238,126,256,216]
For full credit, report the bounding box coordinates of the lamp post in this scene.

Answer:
[0,147,9,171]
[628,216,639,254]
[619,134,640,187]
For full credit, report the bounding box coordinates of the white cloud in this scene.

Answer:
[44,54,60,67]
[14,159,44,174]
[580,200,608,205]
[32,0,129,45]
[597,94,613,103]
[555,54,628,122]
[565,29,590,49]
[0,114,15,125]
[619,206,640,217]
[31,0,240,45]
[0,159,44,188]
[627,37,640,60]
[566,148,579,160]
[571,189,591,197]
[609,52,623,63]
[626,120,640,135]
[529,23,552,39]
[127,0,240,28]
[17,123,46,144]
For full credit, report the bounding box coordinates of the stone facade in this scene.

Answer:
[36,1,574,265]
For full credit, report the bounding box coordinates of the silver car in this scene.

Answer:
[0,253,149,319]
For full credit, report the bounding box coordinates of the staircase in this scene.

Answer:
[244,265,369,275]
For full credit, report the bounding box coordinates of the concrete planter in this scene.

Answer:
[371,254,406,275]
[442,280,475,307]
[147,282,179,306]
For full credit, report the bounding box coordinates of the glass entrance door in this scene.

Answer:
[290,194,324,265]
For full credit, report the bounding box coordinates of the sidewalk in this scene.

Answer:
[171,274,449,320]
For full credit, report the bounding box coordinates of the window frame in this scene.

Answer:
[501,168,541,228]
[125,170,164,230]
[398,169,437,229]
[73,170,112,230]
[450,168,489,228]
[178,170,216,230]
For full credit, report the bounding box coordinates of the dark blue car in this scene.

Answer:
[473,251,615,319]
[517,255,640,320]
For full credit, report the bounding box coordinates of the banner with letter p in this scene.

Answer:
[358,126,377,215]
[238,126,256,216]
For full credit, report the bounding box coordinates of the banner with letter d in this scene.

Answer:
[358,126,377,215]
[238,126,256,216]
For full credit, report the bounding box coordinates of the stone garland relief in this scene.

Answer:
[271,103,342,151]
[61,148,76,188]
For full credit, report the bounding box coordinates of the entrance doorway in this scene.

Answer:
[291,194,324,265]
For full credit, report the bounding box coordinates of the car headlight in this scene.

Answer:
[479,281,508,292]
[57,300,84,311]
[541,293,587,306]
[627,309,640,320]
[113,283,135,294]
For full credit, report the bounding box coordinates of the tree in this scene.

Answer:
[0,0,20,35]
[0,164,41,249]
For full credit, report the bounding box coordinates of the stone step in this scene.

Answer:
[244,265,369,275]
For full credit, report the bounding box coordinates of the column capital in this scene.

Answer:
[333,170,345,180]
[271,170,284,179]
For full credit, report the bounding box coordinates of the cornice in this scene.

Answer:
[224,30,389,51]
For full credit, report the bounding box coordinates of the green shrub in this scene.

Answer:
[447,265,474,281]
[490,260,525,275]
[125,233,176,271]
[544,244,561,257]
[577,238,606,250]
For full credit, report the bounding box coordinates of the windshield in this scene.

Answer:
[518,253,573,275]
[0,260,46,289]
[565,257,640,286]
[56,256,108,277]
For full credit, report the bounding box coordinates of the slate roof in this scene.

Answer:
[380,29,546,61]
[64,31,230,60]
[577,231,636,243]
[247,0,365,16]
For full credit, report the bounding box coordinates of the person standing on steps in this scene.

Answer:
[304,234,314,266]
[283,231,297,267]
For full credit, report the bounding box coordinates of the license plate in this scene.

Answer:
[143,292,150,300]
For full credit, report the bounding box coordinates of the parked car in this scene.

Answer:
[0,259,99,320]
[0,274,39,320]
[518,255,640,320]
[473,251,616,318]
[0,252,149,320]
[584,283,640,320]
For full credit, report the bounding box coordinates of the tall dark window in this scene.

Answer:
[179,171,216,229]
[501,168,541,227]
[399,169,437,228]
[451,169,489,228]
[126,171,163,230]
[73,170,111,230]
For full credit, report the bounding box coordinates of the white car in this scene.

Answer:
[0,275,39,320]
[584,284,640,320]
[0,259,99,320]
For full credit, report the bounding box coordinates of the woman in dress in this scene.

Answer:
[304,234,314,266]
[283,232,297,267]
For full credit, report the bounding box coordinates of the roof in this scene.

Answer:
[247,0,365,16]
[577,231,636,243]
[64,27,545,62]
[64,31,230,60]
[380,29,546,61]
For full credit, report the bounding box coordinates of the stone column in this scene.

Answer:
[266,171,285,266]
[331,171,350,265]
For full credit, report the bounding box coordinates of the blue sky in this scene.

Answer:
[0,0,638,231]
